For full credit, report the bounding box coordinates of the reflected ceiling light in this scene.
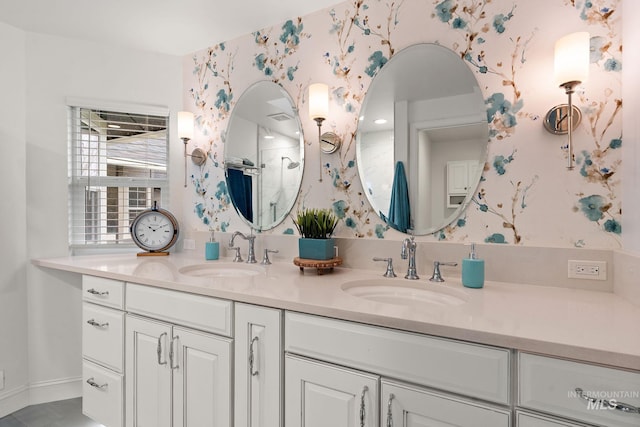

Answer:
[374,118,387,125]
[178,111,206,188]
[544,32,589,170]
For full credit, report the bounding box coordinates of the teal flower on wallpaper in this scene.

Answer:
[493,152,515,175]
[457,218,466,227]
[604,58,622,72]
[604,219,621,234]
[255,53,267,71]
[434,0,454,22]
[286,65,298,81]
[609,138,622,149]
[280,19,304,50]
[452,17,467,29]
[345,217,356,228]
[283,228,295,235]
[214,89,232,113]
[365,51,388,77]
[578,194,608,222]
[375,224,388,239]
[492,9,514,34]
[332,200,348,219]
[485,233,507,244]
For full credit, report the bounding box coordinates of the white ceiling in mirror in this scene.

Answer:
[359,44,481,134]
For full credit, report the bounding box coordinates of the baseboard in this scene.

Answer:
[0,376,82,418]
[29,376,82,406]
[0,385,29,419]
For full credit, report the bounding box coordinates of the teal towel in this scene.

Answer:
[387,161,410,233]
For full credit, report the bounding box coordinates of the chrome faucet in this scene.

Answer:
[229,231,257,263]
[401,236,419,280]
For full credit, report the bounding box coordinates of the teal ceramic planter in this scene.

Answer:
[298,238,335,260]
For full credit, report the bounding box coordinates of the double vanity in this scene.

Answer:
[33,251,640,427]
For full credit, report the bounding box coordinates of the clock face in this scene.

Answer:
[131,210,178,252]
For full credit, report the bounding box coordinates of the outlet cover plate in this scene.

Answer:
[568,260,607,280]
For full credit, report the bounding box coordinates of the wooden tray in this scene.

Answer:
[293,257,343,275]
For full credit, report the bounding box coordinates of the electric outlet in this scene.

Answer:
[568,260,607,280]
[0,370,5,391]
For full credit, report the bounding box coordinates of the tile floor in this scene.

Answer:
[0,398,101,427]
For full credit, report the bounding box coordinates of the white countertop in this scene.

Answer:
[33,253,640,371]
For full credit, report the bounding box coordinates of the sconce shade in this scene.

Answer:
[177,111,194,140]
[308,83,329,121]
[554,32,589,87]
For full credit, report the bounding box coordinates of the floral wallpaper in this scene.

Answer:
[183,0,622,249]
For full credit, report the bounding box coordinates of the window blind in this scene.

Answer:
[68,106,169,250]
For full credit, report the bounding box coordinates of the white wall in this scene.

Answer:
[0,22,29,416]
[21,31,183,407]
[622,0,640,252]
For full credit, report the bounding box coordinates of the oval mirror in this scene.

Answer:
[356,44,488,235]
[225,81,304,231]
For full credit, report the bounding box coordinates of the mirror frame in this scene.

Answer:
[224,81,304,231]
[356,43,488,235]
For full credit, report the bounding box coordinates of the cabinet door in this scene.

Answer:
[382,380,511,427]
[285,355,378,427]
[173,326,232,427]
[235,304,283,427]
[447,161,470,194]
[125,315,172,427]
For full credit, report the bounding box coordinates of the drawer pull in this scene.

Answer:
[157,332,167,365]
[86,319,109,328]
[576,388,640,415]
[360,386,368,427]
[386,393,394,427]
[86,377,108,390]
[87,288,109,297]
[249,336,259,376]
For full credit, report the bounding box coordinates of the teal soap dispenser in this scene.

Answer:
[462,243,484,288]
[205,230,219,260]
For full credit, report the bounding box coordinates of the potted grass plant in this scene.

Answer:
[293,208,339,260]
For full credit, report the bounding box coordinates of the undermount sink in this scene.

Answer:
[341,279,467,307]
[179,262,265,278]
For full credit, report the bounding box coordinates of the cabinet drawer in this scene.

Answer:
[516,411,589,427]
[83,360,123,427]
[82,302,124,372]
[383,380,510,426]
[285,312,511,404]
[82,275,124,309]
[519,353,640,427]
[126,283,233,336]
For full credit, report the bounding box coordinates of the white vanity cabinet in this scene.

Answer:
[81,276,126,427]
[234,303,283,427]
[285,354,379,427]
[518,352,640,427]
[284,312,511,427]
[125,283,233,427]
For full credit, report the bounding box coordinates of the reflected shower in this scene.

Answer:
[282,156,300,169]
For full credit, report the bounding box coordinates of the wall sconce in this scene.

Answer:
[544,32,589,170]
[178,111,206,187]
[308,83,341,182]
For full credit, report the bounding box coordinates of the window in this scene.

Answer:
[68,106,169,251]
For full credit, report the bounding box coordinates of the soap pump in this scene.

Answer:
[205,229,219,260]
[462,243,484,288]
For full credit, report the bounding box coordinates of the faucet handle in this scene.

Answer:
[429,261,458,282]
[261,249,279,265]
[373,257,397,278]
[230,246,243,263]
